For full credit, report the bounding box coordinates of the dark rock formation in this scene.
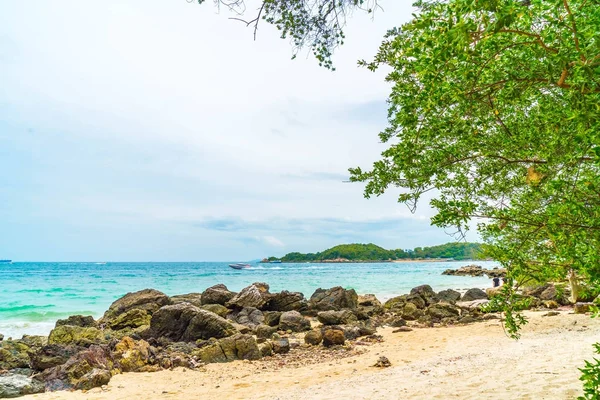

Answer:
[265,291,307,312]
[55,315,96,329]
[278,311,311,332]
[170,293,203,308]
[308,287,358,311]
[102,289,171,322]
[0,373,44,397]
[437,289,461,303]
[226,283,271,309]
[461,288,488,302]
[316,310,357,326]
[322,329,345,347]
[200,284,236,306]
[304,329,323,346]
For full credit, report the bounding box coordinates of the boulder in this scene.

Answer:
[442,265,485,276]
[408,285,439,308]
[401,303,423,321]
[271,338,290,354]
[228,307,264,327]
[200,284,235,306]
[427,303,460,321]
[357,294,382,307]
[201,304,229,318]
[309,287,358,311]
[539,285,558,301]
[317,310,357,326]
[102,289,171,322]
[255,324,277,340]
[258,341,273,357]
[461,288,488,302]
[574,302,592,314]
[226,283,271,309]
[263,311,282,327]
[0,373,44,398]
[266,291,307,312]
[107,308,151,331]
[40,345,114,392]
[322,329,345,347]
[113,337,152,372]
[198,334,260,363]
[170,293,203,308]
[456,299,490,310]
[383,295,407,310]
[278,311,311,332]
[55,315,96,328]
[148,303,236,342]
[30,344,81,371]
[389,317,407,328]
[48,326,105,347]
[437,289,461,303]
[304,329,323,346]
[0,341,31,370]
[544,300,559,309]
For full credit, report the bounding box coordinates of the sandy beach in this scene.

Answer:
[24,310,600,400]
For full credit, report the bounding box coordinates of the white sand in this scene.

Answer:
[27,310,600,400]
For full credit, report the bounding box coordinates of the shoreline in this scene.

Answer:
[21,310,599,400]
[259,259,491,264]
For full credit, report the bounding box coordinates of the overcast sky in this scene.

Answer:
[0,1,476,261]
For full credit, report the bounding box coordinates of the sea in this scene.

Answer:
[0,260,498,338]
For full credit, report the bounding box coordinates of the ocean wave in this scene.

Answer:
[0,304,55,313]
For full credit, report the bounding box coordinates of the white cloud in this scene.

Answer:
[261,236,285,247]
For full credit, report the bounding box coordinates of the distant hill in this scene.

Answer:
[264,242,486,263]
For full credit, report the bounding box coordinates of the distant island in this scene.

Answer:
[262,242,487,263]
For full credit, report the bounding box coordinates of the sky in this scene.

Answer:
[0,1,477,261]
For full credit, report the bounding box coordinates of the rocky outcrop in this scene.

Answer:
[304,329,323,345]
[308,287,358,311]
[442,265,506,278]
[0,373,44,398]
[461,288,488,302]
[148,303,236,342]
[226,283,271,309]
[456,299,489,310]
[407,285,439,308]
[263,311,282,327]
[278,311,311,332]
[106,308,151,331]
[266,291,307,312]
[271,337,290,354]
[0,341,32,370]
[29,345,81,371]
[426,303,461,322]
[197,334,260,363]
[316,310,357,326]
[201,284,235,306]
[113,337,152,372]
[227,307,264,328]
[200,304,229,318]
[101,289,171,322]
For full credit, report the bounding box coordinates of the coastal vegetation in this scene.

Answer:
[265,242,485,262]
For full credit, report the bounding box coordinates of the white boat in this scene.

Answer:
[229,263,251,270]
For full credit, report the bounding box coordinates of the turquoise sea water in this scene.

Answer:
[0,261,498,338]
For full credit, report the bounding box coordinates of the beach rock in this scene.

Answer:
[408,285,439,308]
[255,324,277,340]
[102,289,171,322]
[304,329,323,346]
[309,287,358,311]
[107,308,151,331]
[200,284,236,306]
[266,291,307,312]
[73,368,111,391]
[358,294,382,307]
[437,289,461,303]
[226,283,271,310]
[231,323,252,334]
[271,338,290,354]
[148,303,236,342]
[456,299,490,310]
[383,295,407,311]
[544,300,559,309]
[522,284,551,298]
[543,311,560,317]
[228,307,264,327]
[198,334,260,363]
[200,304,229,318]
[0,341,31,370]
[390,317,407,327]
[539,285,559,301]
[258,341,273,357]
[170,293,203,308]
[278,311,311,332]
[55,315,97,329]
[392,327,413,333]
[427,303,460,321]
[113,337,152,372]
[29,344,81,371]
[401,303,423,321]
[486,268,507,278]
[263,311,282,327]
[373,356,391,368]
[48,326,105,347]
[317,310,357,326]
[0,373,44,397]
[458,315,478,324]
[461,288,488,302]
[322,329,345,347]
[574,302,592,314]
[41,345,114,392]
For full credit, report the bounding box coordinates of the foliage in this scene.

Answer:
[271,241,484,262]
[349,0,600,334]
[196,0,379,69]
[579,343,600,400]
